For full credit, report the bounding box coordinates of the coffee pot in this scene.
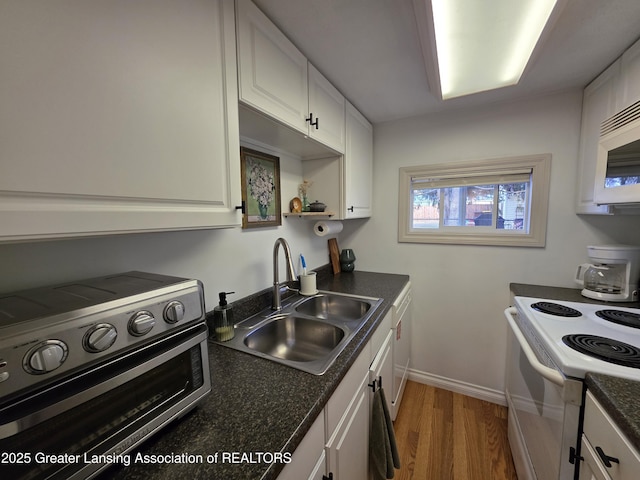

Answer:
[576,245,640,302]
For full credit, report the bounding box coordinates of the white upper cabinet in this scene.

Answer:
[576,60,620,215]
[344,102,374,218]
[618,40,640,112]
[0,0,242,242]
[308,64,347,153]
[576,36,640,215]
[236,0,309,135]
[236,0,346,154]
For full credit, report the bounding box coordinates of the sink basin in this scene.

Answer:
[243,316,345,362]
[295,294,371,321]
[213,290,383,375]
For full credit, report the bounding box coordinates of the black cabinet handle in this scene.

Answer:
[306,113,319,129]
[347,206,354,212]
[235,201,245,214]
[322,473,333,480]
[595,446,620,468]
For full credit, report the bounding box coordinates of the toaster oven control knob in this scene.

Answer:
[129,311,156,336]
[164,301,185,324]
[24,340,68,374]
[84,323,118,353]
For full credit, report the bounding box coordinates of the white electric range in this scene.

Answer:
[505,296,640,480]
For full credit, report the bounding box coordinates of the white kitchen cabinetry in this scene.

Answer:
[617,40,640,113]
[277,410,326,480]
[576,60,620,215]
[391,283,411,420]
[0,0,242,242]
[579,391,640,480]
[325,342,371,480]
[301,101,373,220]
[236,0,345,154]
[344,102,374,219]
[369,330,394,414]
[576,36,640,215]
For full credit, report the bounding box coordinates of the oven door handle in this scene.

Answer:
[504,307,565,387]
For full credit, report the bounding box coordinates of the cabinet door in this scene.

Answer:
[0,0,241,241]
[236,0,309,135]
[308,64,346,153]
[369,330,393,415]
[618,39,640,111]
[576,60,619,214]
[277,411,326,480]
[344,102,373,218]
[325,372,370,480]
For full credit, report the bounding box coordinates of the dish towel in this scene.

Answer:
[370,387,401,479]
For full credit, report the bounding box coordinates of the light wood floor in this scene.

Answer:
[393,380,518,480]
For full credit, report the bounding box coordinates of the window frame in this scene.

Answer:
[398,154,551,247]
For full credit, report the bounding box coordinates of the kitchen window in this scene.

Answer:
[398,154,551,246]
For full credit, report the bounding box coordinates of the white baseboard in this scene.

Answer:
[407,368,507,406]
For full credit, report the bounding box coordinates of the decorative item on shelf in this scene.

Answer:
[299,179,313,212]
[240,147,281,229]
[340,248,356,272]
[289,197,302,213]
[309,200,326,212]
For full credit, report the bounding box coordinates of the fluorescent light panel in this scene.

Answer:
[431,0,557,100]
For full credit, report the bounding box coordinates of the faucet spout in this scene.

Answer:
[272,238,296,310]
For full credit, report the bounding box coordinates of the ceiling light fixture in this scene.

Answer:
[424,0,559,100]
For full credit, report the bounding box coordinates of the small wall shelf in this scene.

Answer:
[283,212,335,218]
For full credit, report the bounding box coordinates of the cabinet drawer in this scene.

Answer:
[583,391,640,480]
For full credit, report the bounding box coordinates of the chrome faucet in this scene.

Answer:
[272,237,297,310]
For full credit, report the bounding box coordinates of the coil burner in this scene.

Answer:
[595,309,640,329]
[562,334,640,369]
[531,302,582,317]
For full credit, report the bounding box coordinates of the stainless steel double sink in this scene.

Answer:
[214,291,383,375]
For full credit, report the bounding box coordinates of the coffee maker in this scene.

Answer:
[575,245,640,302]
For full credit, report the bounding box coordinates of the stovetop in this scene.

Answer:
[514,296,640,381]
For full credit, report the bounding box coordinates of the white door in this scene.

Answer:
[236,0,309,135]
[325,373,370,480]
[344,102,373,218]
[0,0,242,241]
[308,64,346,153]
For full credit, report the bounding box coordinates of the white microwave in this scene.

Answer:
[594,100,640,205]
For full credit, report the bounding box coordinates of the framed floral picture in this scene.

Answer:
[240,147,281,229]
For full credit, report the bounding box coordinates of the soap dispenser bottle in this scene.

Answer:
[212,291,235,342]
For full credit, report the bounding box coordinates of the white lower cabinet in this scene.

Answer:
[325,370,370,480]
[324,341,371,480]
[369,330,393,414]
[277,410,325,480]
[579,391,640,480]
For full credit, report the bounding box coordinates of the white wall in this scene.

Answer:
[339,90,640,398]
[0,141,332,311]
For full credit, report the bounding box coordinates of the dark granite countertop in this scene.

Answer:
[510,283,640,453]
[100,268,409,480]
[585,373,640,452]
[510,282,640,308]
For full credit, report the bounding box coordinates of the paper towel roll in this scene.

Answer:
[314,220,343,237]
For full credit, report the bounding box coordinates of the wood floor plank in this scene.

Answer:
[393,380,518,480]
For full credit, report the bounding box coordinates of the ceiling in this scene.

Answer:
[252,0,640,125]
